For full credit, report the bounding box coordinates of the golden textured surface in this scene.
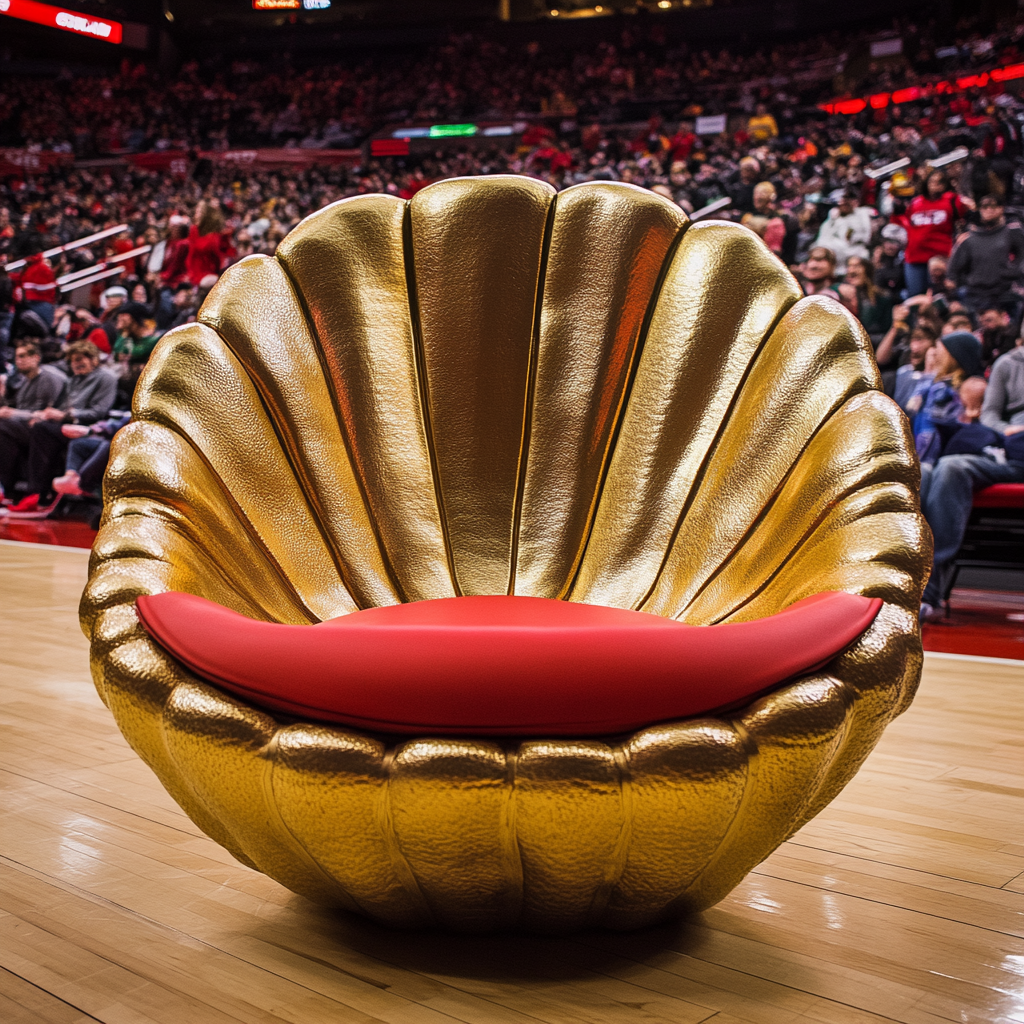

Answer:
[81,177,930,933]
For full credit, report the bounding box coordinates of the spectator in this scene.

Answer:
[160,221,191,291]
[728,157,761,216]
[97,286,129,351]
[948,195,1024,315]
[839,255,893,345]
[898,170,973,298]
[920,339,1024,620]
[978,304,1016,368]
[982,341,1024,436]
[186,201,232,287]
[910,330,985,468]
[0,340,116,516]
[890,321,937,413]
[113,303,162,367]
[959,376,988,424]
[874,224,907,297]
[815,188,874,276]
[794,205,822,266]
[155,283,198,331]
[798,246,840,300]
[0,267,14,360]
[747,104,779,143]
[0,341,67,503]
[942,313,975,335]
[54,411,131,498]
[12,254,58,329]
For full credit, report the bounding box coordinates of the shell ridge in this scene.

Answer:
[191,317,369,613]
[777,676,856,842]
[678,380,878,623]
[632,290,800,614]
[564,218,691,604]
[719,487,921,623]
[100,509,288,622]
[503,745,526,925]
[587,745,634,925]
[509,195,558,596]
[121,418,320,622]
[157,679,258,868]
[272,256,408,605]
[377,745,437,923]
[674,718,759,907]
[263,733,365,913]
[402,201,462,598]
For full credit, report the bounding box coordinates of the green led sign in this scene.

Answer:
[429,124,479,137]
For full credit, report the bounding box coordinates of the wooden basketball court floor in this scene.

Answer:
[1,540,1021,1024]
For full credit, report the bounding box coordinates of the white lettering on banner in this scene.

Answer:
[0,1,9,12]
[55,10,112,37]
[910,210,948,226]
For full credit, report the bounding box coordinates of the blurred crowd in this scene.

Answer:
[1,10,1022,621]
[0,11,1017,153]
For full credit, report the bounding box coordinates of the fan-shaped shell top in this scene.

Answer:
[81,177,930,932]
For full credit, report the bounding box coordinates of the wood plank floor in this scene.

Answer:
[1,539,1021,1024]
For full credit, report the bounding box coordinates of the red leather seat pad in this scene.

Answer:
[135,592,881,736]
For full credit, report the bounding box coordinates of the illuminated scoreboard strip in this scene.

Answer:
[0,0,123,43]
[252,0,331,8]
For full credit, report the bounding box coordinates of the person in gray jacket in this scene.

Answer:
[920,341,1024,621]
[0,340,117,514]
[981,344,1024,435]
[947,195,1024,315]
[0,339,68,501]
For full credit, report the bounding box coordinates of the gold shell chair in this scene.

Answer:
[81,177,930,933]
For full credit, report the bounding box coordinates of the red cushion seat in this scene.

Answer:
[135,591,881,737]
[973,483,1024,509]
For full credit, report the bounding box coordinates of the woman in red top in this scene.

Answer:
[185,202,229,287]
[898,170,974,297]
[160,222,191,290]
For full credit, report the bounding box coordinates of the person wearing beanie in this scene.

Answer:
[910,331,985,468]
[939,330,985,381]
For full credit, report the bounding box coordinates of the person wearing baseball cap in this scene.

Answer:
[113,302,161,367]
[876,223,907,296]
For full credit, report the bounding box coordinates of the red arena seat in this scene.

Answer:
[973,483,1024,509]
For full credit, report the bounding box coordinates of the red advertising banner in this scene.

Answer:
[212,148,362,169]
[126,148,362,172]
[0,0,123,44]
[127,151,191,175]
[820,59,1024,114]
[0,147,362,177]
[0,148,74,176]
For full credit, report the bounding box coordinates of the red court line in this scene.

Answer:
[0,519,96,549]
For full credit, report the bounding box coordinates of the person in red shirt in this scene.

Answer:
[13,253,57,328]
[186,201,229,287]
[667,122,698,163]
[896,170,974,297]
[159,221,190,290]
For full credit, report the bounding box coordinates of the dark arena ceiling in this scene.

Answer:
[0,0,1000,64]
